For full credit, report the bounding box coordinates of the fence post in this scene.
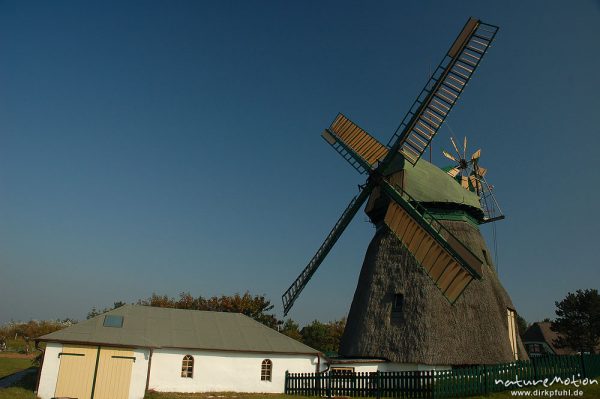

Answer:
[327,371,332,398]
[430,370,435,399]
[580,353,587,379]
[316,371,321,397]
[376,370,381,399]
[285,371,289,394]
[482,364,487,395]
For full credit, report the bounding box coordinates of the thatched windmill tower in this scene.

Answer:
[340,148,527,365]
[282,17,527,366]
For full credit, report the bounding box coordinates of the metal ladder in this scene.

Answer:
[386,20,499,165]
[282,186,373,315]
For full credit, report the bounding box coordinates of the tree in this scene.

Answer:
[301,320,333,353]
[201,293,279,329]
[300,318,347,353]
[138,294,177,309]
[552,289,600,354]
[329,318,346,353]
[87,301,126,319]
[137,292,280,329]
[0,319,71,354]
[280,319,302,341]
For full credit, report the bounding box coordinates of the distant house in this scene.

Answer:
[522,322,576,357]
[36,305,324,399]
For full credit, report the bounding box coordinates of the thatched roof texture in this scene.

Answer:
[340,219,528,365]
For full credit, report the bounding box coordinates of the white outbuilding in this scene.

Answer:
[36,305,324,399]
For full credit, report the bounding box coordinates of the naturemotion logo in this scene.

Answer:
[495,374,598,389]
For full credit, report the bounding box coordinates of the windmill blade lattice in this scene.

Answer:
[383,18,499,166]
[282,186,374,315]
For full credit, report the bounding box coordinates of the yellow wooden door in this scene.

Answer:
[54,345,97,399]
[93,347,134,399]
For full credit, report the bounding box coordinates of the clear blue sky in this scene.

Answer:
[1,1,599,326]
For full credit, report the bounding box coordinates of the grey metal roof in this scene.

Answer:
[39,305,320,355]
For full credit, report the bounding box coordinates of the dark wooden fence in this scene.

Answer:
[285,354,600,398]
[285,370,434,398]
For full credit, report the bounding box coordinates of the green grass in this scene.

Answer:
[0,385,597,399]
[144,393,308,399]
[2,339,30,354]
[142,382,600,399]
[0,387,37,399]
[0,387,38,399]
[0,370,38,399]
[0,358,33,379]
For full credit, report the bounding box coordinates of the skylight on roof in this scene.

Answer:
[103,315,124,328]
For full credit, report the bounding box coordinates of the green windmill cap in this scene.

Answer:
[401,158,482,218]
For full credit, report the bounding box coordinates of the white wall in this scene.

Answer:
[37,344,451,398]
[327,362,452,373]
[148,349,320,393]
[129,348,150,399]
[329,362,380,373]
[37,342,62,399]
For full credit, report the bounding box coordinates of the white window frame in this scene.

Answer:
[507,308,518,360]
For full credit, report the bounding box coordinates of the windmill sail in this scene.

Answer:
[282,185,374,315]
[381,181,483,303]
[322,114,388,174]
[384,18,499,166]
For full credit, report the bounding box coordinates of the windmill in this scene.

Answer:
[282,17,500,314]
[282,17,526,365]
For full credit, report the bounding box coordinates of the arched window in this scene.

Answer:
[181,355,194,378]
[261,359,272,381]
